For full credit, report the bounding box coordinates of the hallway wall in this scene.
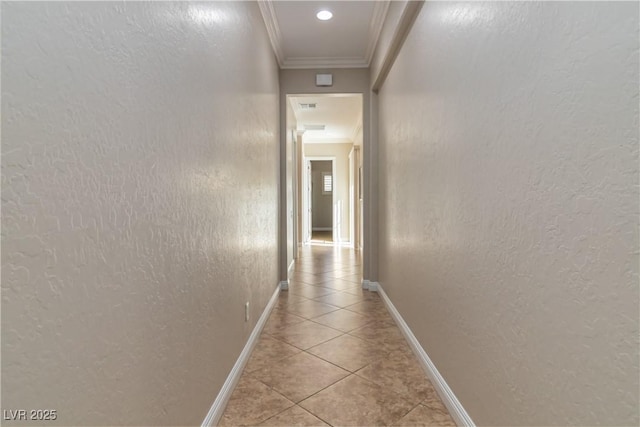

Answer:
[284,98,296,274]
[376,2,639,426]
[1,2,279,426]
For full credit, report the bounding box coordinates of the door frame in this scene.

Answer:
[304,156,336,244]
[349,146,362,250]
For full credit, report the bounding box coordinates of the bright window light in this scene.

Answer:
[322,172,333,194]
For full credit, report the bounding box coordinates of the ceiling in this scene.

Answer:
[268,2,383,144]
[289,94,362,144]
[259,1,390,69]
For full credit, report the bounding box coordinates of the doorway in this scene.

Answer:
[286,93,364,250]
[307,159,335,245]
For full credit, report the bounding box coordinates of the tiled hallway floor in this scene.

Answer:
[220,245,455,427]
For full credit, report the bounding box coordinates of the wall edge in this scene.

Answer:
[201,284,281,427]
[377,283,476,427]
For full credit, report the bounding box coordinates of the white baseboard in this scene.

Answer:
[288,259,295,276]
[362,279,378,292]
[377,283,475,427]
[201,284,281,427]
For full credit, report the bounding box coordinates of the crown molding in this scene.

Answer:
[259,0,390,70]
[257,0,285,67]
[350,119,363,144]
[281,56,369,69]
[372,0,425,91]
[365,1,391,66]
[304,137,354,145]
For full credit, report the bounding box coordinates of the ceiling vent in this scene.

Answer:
[304,124,325,131]
[299,103,317,109]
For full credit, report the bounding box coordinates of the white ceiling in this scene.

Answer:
[289,94,362,144]
[269,2,380,144]
[259,1,390,69]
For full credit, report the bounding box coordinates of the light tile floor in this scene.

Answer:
[220,245,456,427]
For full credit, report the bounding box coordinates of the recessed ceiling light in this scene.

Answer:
[316,10,333,21]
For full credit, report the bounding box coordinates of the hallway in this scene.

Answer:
[2,2,637,426]
[220,245,455,426]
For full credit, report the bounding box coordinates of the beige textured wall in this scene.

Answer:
[1,2,279,425]
[377,2,639,426]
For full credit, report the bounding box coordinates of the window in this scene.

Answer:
[322,172,332,195]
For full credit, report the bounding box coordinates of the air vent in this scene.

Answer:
[299,103,317,109]
[304,124,325,131]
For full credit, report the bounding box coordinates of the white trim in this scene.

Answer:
[303,137,354,144]
[376,284,476,427]
[350,122,363,147]
[287,259,295,276]
[372,1,425,91]
[201,285,281,427]
[282,56,369,69]
[258,0,390,70]
[305,156,337,244]
[365,1,391,66]
[363,279,378,292]
[257,1,285,67]
[279,280,289,291]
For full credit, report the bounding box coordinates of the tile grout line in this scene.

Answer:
[229,247,419,426]
[246,353,354,423]
[348,370,424,424]
[240,374,297,425]
[263,327,347,352]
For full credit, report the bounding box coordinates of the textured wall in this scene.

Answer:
[377,2,639,426]
[1,2,279,426]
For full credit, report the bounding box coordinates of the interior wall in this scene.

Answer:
[376,2,639,426]
[369,0,407,85]
[311,161,333,230]
[353,127,364,250]
[305,143,353,243]
[284,99,296,273]
[1,2,279,426]
[296,132,305,245]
